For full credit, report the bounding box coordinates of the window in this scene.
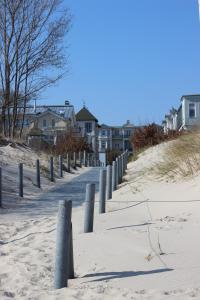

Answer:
[43,119,47,128]
[52,119,55,128]
[114,129,119,136]
[125,130,131,137]
[102,130,106,136]
[101,141,106,149]
[85,122,92,133]
[189,103,195,118]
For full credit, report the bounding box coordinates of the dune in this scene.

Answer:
[1,141,200,299]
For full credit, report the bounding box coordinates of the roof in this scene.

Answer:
[181,95,200,102]
[3,105,75,120]
[34,109,67,121]
[76,107,98,122]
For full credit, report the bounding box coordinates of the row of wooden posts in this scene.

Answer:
[54,150,129,289]
[0,151,102,208]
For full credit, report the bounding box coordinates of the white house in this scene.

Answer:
[163,108,178,133]
[177,95,200,130]
[76,106,99,154]
[163,95,200,132]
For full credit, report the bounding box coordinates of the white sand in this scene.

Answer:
[1,142,200,299]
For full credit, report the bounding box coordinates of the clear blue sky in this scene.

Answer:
[41,0,200,126]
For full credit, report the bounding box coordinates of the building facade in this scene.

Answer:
[163,95,200,132]
[25,101,76,144]
[76,106,99,154]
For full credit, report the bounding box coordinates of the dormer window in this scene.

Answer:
[189,103,195,118]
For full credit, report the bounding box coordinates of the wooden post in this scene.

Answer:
[19,163,23,197]
[83,151,87,167]
[50,156,54,182]
[59,155,63,178]
[36,159,41,188]
[115,158,119,186]
[106,164,112,200]
[84,183,95,233]
[67,153,71,173]
[118,156,122,184]
[112,161,117,191]
[73,152,76,169]
[68,222,74,279]
[121,154,125,176]
[54,200,72,289]
[99,169,106,214]
[79,152,82,168]
[0,167,2,207]
[87,153,90,167]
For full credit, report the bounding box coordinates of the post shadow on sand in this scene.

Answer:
[82,268,173,283]
[106,222,153,231]
[0,167,101,217]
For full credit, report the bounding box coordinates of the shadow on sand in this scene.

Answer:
[82,268,173,283]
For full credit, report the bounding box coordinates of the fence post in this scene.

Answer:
[99,169,107,214]
[0,167,2,207]
[125,150,128,170]
[54,200,72,289]
[106,164,112,200]
[50,156,54,182]
[115,158,119,186]
[59,155,63,178]
[87,153,90,167]
[83,151,87,167]
[19,163,23,197]
[79,152,82,168]
[67,153,71,173]
[121,153,125,176]
[68,222,74,279]
[112,161,117,192]
[36,159,41,188]
[73,152,76,169]
[119,156,122,184]
[84,183,95,233]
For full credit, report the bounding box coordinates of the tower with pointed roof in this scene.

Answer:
[76,106,99,154]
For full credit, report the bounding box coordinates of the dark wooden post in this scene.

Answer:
[106,164,112,200]
[84,183,95,233]
[50,156,54,182]
[54,200,73,289]
[36,159,41,188]
[99,169,106,213]
[19,163,23,197]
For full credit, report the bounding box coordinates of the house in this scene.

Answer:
[177,95,200,130]
[98,120,134,153]
[163,95,200,132]
[162,108,178,133]
[25,100,76,144]
[76,106,99,154]
[76,106,134,155]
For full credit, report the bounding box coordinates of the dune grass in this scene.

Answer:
[153,132,200,179]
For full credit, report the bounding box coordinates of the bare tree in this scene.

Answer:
[0,0,71,138]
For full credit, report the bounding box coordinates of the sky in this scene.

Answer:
[40,0,200,126]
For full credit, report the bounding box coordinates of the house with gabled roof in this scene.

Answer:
[76,106,99,154]
[24,100,76,144]
[163,95,200,132]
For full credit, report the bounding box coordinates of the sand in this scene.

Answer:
[1,142,200,299]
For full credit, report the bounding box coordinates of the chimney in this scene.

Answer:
[65,100,70,106]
